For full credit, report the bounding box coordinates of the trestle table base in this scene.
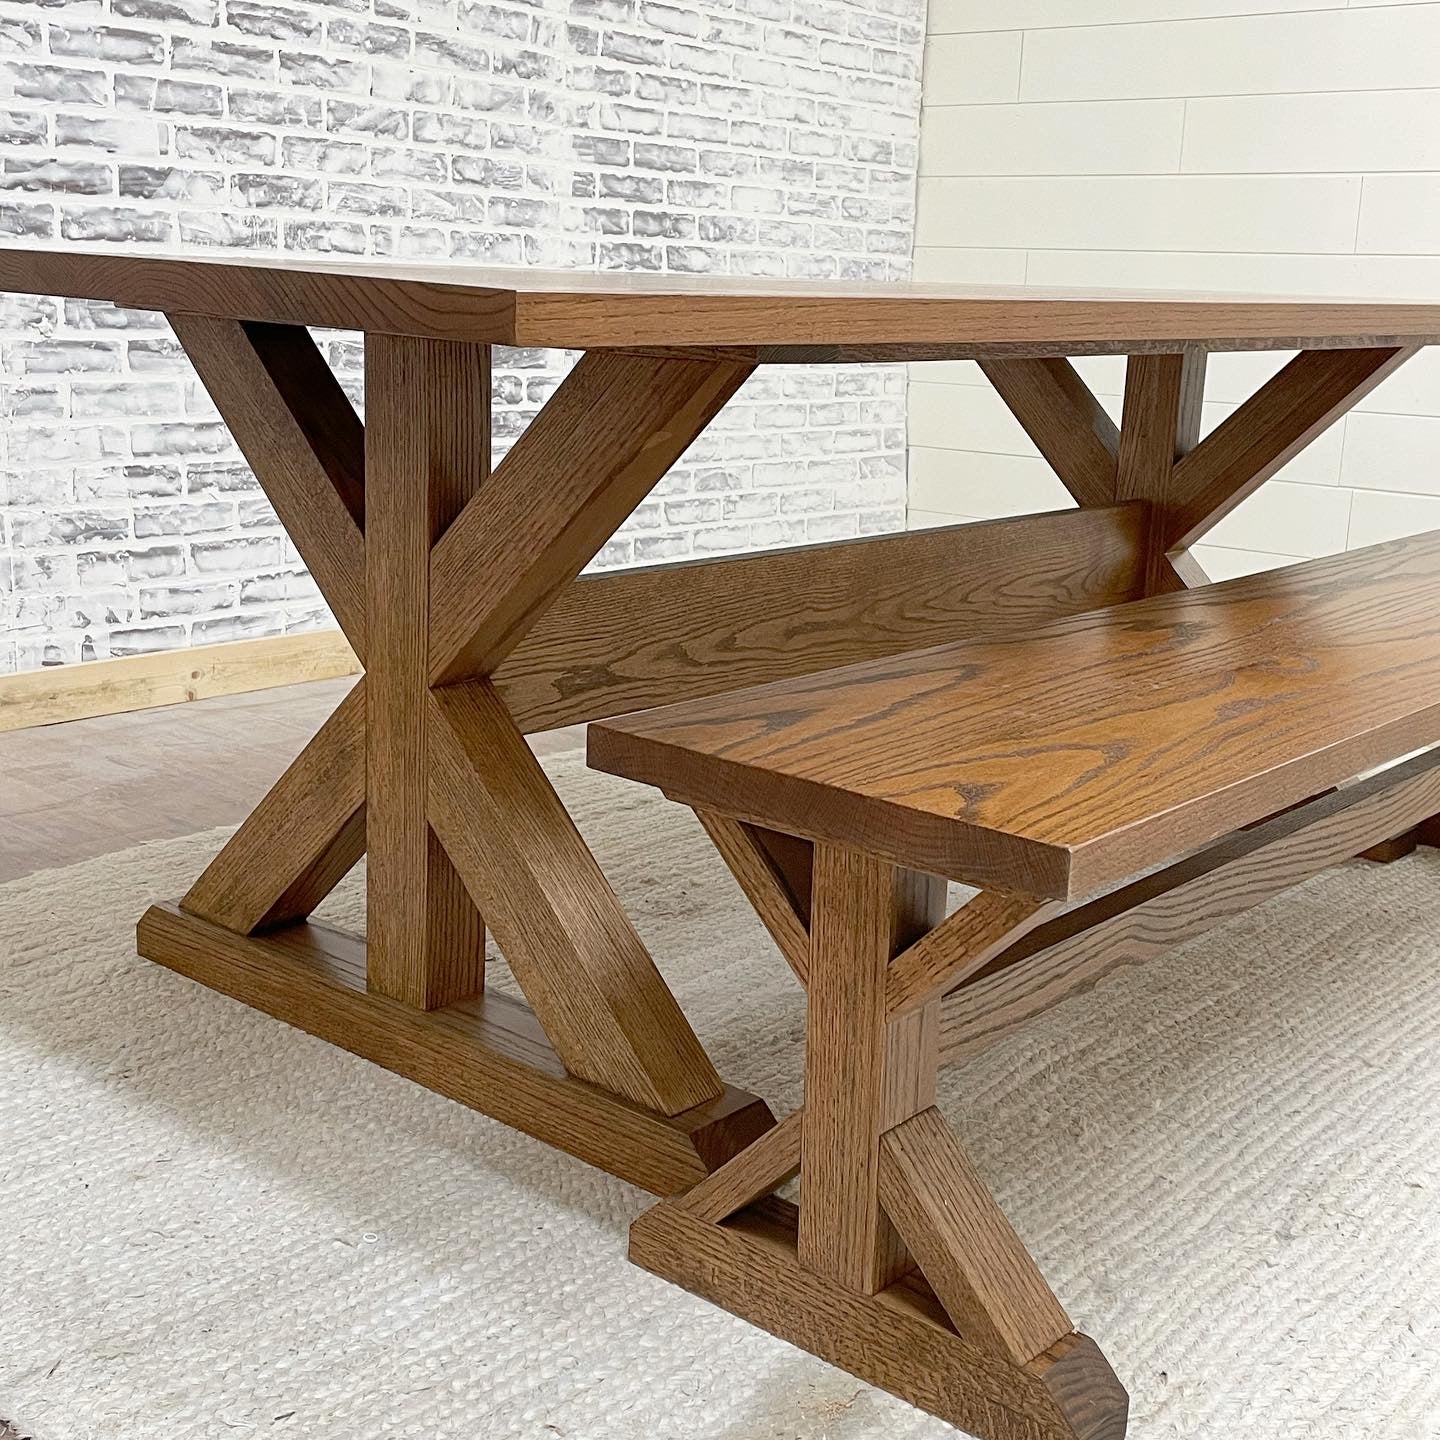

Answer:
[138,901,775,1196]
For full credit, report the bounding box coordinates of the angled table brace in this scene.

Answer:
[427,679,721,1112]
[173,316,371,935]
[182,680,368,934]
[694,809,812,985]
[1106,345,1434,856]
[981,357,1119,509]
[1164,345,1419,554]
[140,325,774,1187]
[429,350,755,685]
[169,315,367,653]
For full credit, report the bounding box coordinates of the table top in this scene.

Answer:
[589,529,1440,900]
[4,247,1440,359]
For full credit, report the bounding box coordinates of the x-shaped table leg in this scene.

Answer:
[141,319,772,1191]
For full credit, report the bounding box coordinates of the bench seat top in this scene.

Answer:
[588,531,1440,901]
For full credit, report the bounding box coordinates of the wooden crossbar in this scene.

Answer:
[940,746,1440,1064]
[494,503,1148,734]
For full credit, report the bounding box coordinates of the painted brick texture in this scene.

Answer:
[0,0,923,674]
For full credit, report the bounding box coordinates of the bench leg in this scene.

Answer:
[632,839,1128,1440]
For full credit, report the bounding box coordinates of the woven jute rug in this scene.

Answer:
[3,749,1440,1439]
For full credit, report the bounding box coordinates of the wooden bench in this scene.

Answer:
[587,529,1440,1440]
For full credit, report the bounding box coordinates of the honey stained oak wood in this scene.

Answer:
[139,902,773,1196]
[425,680,723,1115]
[427,350,753,685]
[589,530,1440,901]
[1114,351,1207,595]
[8,248,1440,356]
[626,829,1121,1438]
[11,250,1435,1440]
[492,503,1148,734]
[979,359,1119,510]
[694,810,812,985]
[364,334,488,1009]
[631,1199,1128,1440]
[798,845,945,1294]
[677,1108,804,1225]
[938,744,1440,1065]
[1163,346,1418,553]
[878,1108,1073,1366]
[166,317,367,653]
[182,680,368,933]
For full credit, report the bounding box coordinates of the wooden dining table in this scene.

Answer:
[4,248,1440,1437]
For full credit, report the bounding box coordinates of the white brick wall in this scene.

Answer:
[0,0,924,675]
[910,3,1440,584]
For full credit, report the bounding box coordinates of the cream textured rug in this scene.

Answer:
[3,748,1440,1440]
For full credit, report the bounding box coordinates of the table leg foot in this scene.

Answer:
[137,901,774,1196]
[630,1195,1127,1440]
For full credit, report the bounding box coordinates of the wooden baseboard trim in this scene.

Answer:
[0,630,362,734]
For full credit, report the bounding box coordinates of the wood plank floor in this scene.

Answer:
[0,679,584,1440]
[0,677,583,884]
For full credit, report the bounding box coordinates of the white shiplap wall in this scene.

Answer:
[910,1,1440,580]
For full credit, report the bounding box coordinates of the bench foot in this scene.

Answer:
[632,1194,1126,1440]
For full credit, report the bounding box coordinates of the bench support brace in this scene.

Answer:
[632,835,1129,1440]
[667,750,1440,1435]
[940,746,1440,1065]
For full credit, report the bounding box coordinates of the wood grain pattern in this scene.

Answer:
[428,351,753,685]
[181,681,367,933]
[1164,346,1419,552]
[1161,548,1210,592]
[799,845,944,1294]
[678,1109,803,1224]
[8,250,1440,357]
[138,902,774,1197]
[939,745,1440,1065]
[979,358,1119,509]
[426,680,723,1115]
[168,315,368,652]
[1115,351,1207,594]
[631,1198,1128,1440]
[886,890,1059,1020]
[879,1108,1072,1364]
[694,810,811,984]
[590,530,1440,901]
[364,333,488,1009]
[494,504,1148,733]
